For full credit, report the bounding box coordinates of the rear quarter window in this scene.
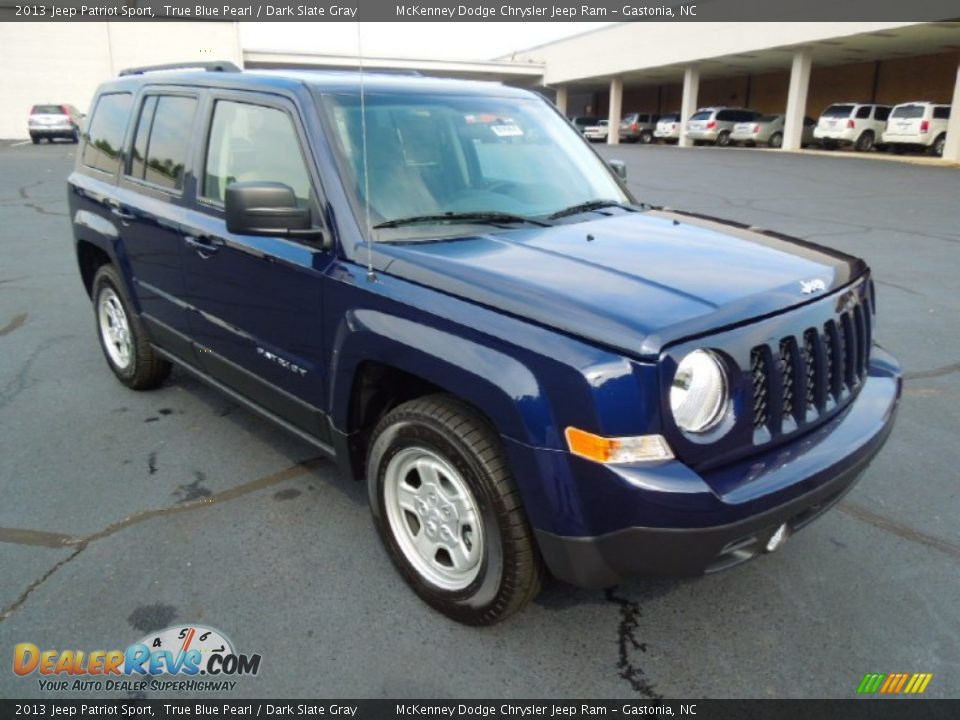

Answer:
[82,93,133,176]
[933,106,951,120]
[874,106,891,121]
[855,106,871,119]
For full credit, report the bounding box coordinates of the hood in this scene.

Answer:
[372,209,866,359]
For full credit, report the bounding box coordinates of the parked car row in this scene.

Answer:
[570,100,950,156]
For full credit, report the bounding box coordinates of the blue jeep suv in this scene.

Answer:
[69,62,902,625]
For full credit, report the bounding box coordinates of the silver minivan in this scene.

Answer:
[685,107,761,146]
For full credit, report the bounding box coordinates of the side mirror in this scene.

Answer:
[225,182,324,242]
[608,159,627,180]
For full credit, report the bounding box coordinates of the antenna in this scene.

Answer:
[357,23,375,283]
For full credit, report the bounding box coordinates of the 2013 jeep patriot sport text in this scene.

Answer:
[70,63,902,625]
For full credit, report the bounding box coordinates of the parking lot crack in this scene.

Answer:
[838,502,960,561]
[605,587,663,699]
[0,456,327,623]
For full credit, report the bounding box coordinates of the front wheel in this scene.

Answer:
[92,265,171,390]
[367,395,543,625]
[768,132,783,149]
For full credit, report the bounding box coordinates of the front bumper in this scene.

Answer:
[508,349,901,589]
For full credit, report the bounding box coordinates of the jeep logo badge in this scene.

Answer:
[800,279,827,295]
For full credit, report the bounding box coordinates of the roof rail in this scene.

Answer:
[118,61,241,77]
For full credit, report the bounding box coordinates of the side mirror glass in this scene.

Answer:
[608,159,627,180]
[225,182,323,242]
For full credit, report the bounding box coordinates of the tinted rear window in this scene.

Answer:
[891,105,925,119]
[933,106,951,120]
[822,104,854,118]
[690,111,712,121]
[660,113,680,122]
[32,105,65,115]
[82,93,132,176]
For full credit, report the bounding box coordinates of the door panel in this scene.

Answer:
[183,94,333,438]
[117,92,199,340]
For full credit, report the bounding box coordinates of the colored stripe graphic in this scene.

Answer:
[858,673,932,694]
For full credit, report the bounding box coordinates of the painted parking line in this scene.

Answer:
[10,140,31,147]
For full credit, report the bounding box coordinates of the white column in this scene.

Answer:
[555,86,568,116]
[783,49,812,151]
[942,61,960,162]
[678,66,700,148]
[607,76,623,145]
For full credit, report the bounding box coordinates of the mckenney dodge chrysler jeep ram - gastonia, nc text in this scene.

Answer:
[69,62,901,624]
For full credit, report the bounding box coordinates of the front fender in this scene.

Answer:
[329,307,557,448]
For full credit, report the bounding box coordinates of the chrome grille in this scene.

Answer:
[751,294,872,436]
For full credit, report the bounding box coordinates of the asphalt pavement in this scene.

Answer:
[1,139,957,699]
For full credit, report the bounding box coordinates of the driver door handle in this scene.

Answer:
[184,235,221,256]
[107,199,135,222]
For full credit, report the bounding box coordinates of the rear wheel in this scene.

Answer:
[855,131,875,152]
[716,130,731,147]
[768,132,783,149]
[367,395,543,625]
[92,265,171,390]
[931,134,946,157]
[639,130,653,144]
[30,135,39,145]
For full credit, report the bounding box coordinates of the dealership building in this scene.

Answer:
[2,20,959,160]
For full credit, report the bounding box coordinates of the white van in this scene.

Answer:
[882,102,951,156]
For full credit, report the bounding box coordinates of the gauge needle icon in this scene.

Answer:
[175,627,196,671]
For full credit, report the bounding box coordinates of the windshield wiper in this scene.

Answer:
[373,211,551,229]
[548,199,638,220]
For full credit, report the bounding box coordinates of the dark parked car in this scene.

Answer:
[70,63,901,625]
[569,115,599,134]
[29,103,83,143]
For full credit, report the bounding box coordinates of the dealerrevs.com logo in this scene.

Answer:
[13,625,261,693]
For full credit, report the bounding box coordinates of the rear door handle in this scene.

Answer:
[107,200,135,222]
[184,235,221,257]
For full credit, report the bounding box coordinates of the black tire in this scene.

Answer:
[71,129,80,144]
[931,134,946,157]
[367,394,543,625]
[855,131,874,152]
[91,264,171,390]
[715,130,731,147]
[769,132,783,149]
[30,135,39,145]
[639,130,653,144]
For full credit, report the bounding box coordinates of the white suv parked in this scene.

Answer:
[882,102,951,156]
[813,103,891,151]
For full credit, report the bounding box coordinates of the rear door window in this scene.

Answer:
[933,106,951,120]
[874,106,891,121]
[127,95,196,191]
[82,93,133,176]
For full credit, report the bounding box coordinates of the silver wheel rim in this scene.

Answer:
[383,446,484,591]
[98,287,133,370]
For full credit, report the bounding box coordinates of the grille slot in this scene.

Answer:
[749,288,871,437]
[779,338,797,423]
[802,329,818,412]
[750,348,770,430]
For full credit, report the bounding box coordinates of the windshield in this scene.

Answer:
[822,104,854,118]
[891,105,924,119]
[321,92,629,236]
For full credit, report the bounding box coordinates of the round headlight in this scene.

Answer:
[670,350,728,433]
